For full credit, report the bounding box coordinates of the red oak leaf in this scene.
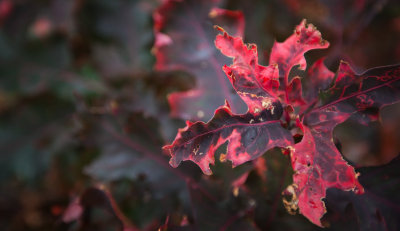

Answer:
[153,0,246,121]
[321,62,400,115]
[297,58,335,115]
[164,27,294,175]
[164,101,293,175]
[215,27,280,114]
[285,122,363,227]
[269,19,329,106]
[166,18,400,227]
[286,62,400,226]
[304,58,335,103]
[306,62,400,129]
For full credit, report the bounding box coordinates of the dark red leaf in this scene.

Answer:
[319,62,400,116]
[285,124,363,227]
[269,19,329,106]
[215,27,280,114]
[288,62,400,226]
[164,101,293,175]
[287,76,306,106]
[153,0,246,121]
[305,62,400,130]
[165,16,400,227]
[325,155,400,231]
[304,58,335,103]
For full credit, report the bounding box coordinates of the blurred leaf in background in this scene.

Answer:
[0,0,399,230]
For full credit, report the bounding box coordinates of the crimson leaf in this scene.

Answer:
[286,62,400,226]
[303,58,335,103]
[214,26,280,114]
[166,18,400,227]
[285,123,364,227]
[164,26,297,175]
[269,19,329,106]
[165,101,293,175]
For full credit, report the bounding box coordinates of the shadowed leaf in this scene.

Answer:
[153,0,246,121]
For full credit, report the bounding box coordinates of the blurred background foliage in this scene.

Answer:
[0,0,399,230]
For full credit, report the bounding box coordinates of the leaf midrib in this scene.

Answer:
[311,76,400,112]
[176,119,281,147]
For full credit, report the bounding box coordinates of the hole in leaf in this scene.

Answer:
[294,134,304,143]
